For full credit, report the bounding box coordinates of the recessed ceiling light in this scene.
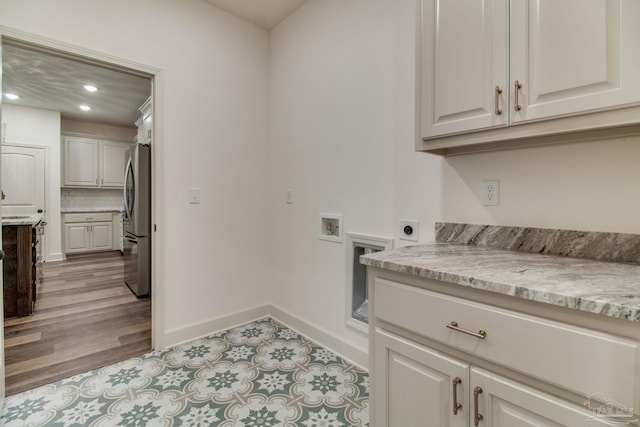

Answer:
[79,105,92,111]
[84,85,98,92]
[4,93,20,100]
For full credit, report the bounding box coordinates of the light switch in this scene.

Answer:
[189,188,201,204]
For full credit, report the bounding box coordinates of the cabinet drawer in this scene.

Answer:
[374,277,639,410]
[64,213,112,223]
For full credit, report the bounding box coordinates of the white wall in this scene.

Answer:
[0,0,271,348]
[268,0,442,361]
[267,0,640,363]
[441,136,640,233]
[2,104,63,261]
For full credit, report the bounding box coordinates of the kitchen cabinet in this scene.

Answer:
[374,330,593,427]
[374,330,467,427]
[63,213,114,254]
[369,272,640,427]
[136,97,152,146]
[3,224,40,317]
[63,137,128,188]
[417,0,640,154]
[113,212,124,254]
[418,0,508,138]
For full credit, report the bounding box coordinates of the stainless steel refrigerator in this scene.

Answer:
[123,143,151,298]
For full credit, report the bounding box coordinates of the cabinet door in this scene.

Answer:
[470,367,597,426]
[419,0,508,139]
[100,142,128,188]
[373,329,468,427]
[510,0,640,123]
[90,222,113,251]
[64,138,99,187]
[64,223,90,254]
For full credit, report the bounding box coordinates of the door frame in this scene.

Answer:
[0,26,166,355]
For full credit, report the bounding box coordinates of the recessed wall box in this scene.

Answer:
[319,213,343,243]
[345,233,393,334]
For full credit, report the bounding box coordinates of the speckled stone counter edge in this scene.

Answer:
[435,222,640,265]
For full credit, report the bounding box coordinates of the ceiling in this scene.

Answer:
[202,0,308,30]
[1,1,305,126]
[2,43,151,127]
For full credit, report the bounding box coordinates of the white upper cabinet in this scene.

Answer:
[511,0,640,123]
[100,142,128,188]
[419,0,508,138]
[136,97,152,146]
[63,137,128,188]
[63,137,99,187]
[417,0,640,153]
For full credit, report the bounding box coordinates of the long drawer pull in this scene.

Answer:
[452,377,462,415]
[474,386,483,426]
[447,321,487,339]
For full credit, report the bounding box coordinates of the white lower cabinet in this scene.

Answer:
[64,222,113,254]
[471,367,593,427]
[369,272,640,427]
[63,212,114,254]
[374,329,468,427]
[374,330,598,427]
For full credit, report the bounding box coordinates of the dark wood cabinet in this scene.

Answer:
[3,224,38,317]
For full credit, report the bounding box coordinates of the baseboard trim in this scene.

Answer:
[161,304,369,370]
[163,304,270,348]
[46,253,65,262]
[267,304,369,370]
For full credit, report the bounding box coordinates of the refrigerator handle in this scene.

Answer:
[123,157,132,219]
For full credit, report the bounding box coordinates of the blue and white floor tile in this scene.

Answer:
[1,317,369,426]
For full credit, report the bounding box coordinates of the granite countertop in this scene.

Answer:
[1,213,45,226]
[61,208,123,213]
[360,243,640,323]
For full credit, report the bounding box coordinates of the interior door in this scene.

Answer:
[1,144,45,215]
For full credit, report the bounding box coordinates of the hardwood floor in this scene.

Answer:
[3,251,151,396]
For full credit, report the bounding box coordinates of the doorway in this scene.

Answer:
[1,35,157,395]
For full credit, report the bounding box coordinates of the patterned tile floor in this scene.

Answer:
[1,317,369,426]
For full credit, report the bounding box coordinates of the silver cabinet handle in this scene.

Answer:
[447,321,487,339]
[96,178,99,185]
[514,80,522,111]
[474,387,483,426]
[494,86,503,116]
[452,377,462,415]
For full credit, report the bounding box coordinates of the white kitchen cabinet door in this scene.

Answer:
[90,222,113,251]
[419,0,508,139]
[100,142,128,188]
[373,329,468,427]
[64,223,91,254]
[138,98,152,146]
[64,137,99,187]
[470,367,597,426]
[510,0,640,124]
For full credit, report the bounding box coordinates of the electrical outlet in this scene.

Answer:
[400,219,419,242]
[482,180,499,206]
[189,188,201,204]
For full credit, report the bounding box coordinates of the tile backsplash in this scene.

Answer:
[61,188,123,211]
